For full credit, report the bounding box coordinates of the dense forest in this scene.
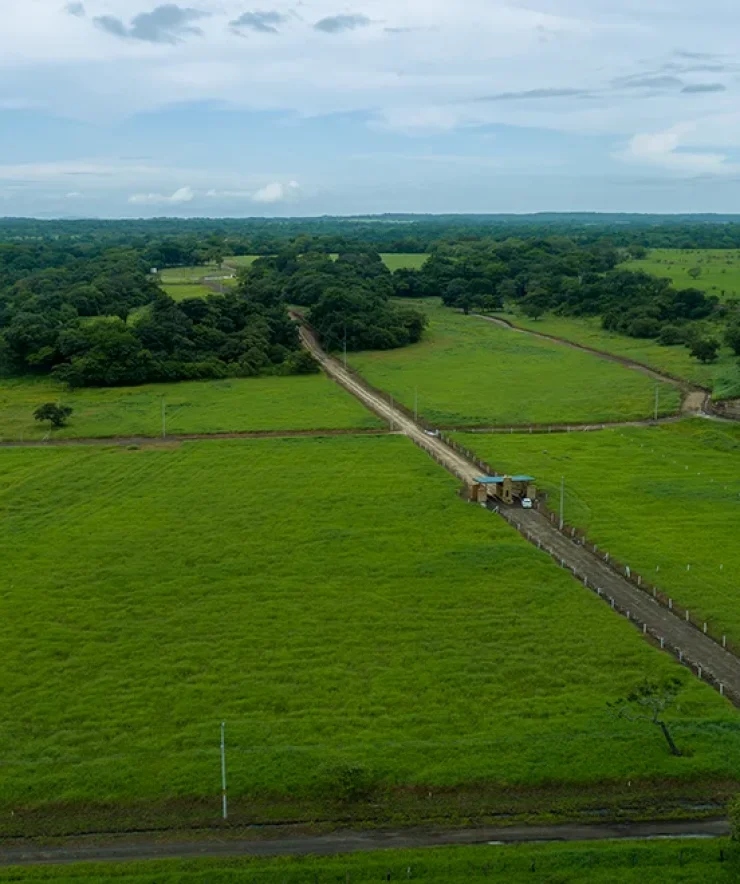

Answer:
[1,216,739,388]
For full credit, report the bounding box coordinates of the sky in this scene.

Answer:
[3,0,740,217]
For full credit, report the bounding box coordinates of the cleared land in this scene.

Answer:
[228,254,429,270]
[0,375,380,441]
[1,839,737,882]
[350,301,680,426]
[500,311,740,400]
[1,436,737,835]
[158,265,221,284]
[454,420,740,642]
[623,248,740,303]
[161,283,214,301]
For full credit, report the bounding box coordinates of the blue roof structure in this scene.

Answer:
[475,475,535,484]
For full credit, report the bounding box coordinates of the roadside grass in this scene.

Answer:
[499,311,740,400]
[161,283,215,301]
[453,420,740,643]
[349,300,680,426]
[1,839,738,883]
[622,248,740,303]
[1,436,738,834]
[0,375,380,441]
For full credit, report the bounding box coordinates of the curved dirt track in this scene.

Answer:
[475,314,709,416]
[298,321,740,704]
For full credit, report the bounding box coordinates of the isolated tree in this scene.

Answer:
[608,677,683,756]
[33,403,73,429]
[520,289,549,321]
[688,267,702,280]
[689,336,720,364]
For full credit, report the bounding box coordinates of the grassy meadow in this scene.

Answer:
[501,311,740,400]
[350,301,680,426]
[0,374,380,441]
[158,265,221,284]
[623,248,740,303]
[454,420,740,642]
[1,840,738,883]
[227,253,428,270]
[1,436,738,834]
[161,283,215,301]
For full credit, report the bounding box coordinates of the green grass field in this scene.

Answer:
[349,301,680,426]
[0,375,380,440]
[454,420,740,642]
[623,248,740,303]
[2,840,738,883]
[158,265,221,284]
[228,253,428,270]
[501,311,740,400]
[1,436,738,835]
[161,283,215,301]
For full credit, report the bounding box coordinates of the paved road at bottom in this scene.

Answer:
[0,818,729,867]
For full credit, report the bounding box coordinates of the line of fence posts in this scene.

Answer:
[532,491,735,660]
[326,343,736,677]
[492,496,735,705]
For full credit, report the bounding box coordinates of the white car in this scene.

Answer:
[521,498,533,509]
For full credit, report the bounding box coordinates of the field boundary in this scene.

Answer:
[0,428,393,449]
[473,312,725,417]
[0,818,729,868]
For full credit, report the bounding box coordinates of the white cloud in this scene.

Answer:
[616,123,740,175]
[65,191,83,198]
[128,185,195,204]
[252,181,301,203]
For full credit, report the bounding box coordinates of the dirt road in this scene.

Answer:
[0,818,728,867]
[475,314,710,416]
[298,321,740,703]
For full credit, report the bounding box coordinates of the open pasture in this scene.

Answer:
[622,248,740,303]
[501,311,740,400]
[454,420,740,642]
[0,374,379,441]
[350,301,680,426]
[0,436,737,834]
[158,264,221,284]
[228,253,428,270]
[1,839,738,883]
[161,283,215,301]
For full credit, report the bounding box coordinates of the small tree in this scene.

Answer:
[688,267,702,280]
[725,320,740,357]
[689,337,720,364]
[34,403,73,429]
[608,677,683,756]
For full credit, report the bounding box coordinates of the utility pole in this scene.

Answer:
[220,721,228,820]
[654,386,659,421]
[414,387,418,422]
[559,476,565,530]
[343,326,348,371]
[161,397,167,439]
[389,394,394,431]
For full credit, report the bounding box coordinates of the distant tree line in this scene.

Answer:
[0,246,314,386]
[390,237,740,364]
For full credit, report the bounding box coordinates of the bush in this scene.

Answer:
[657,324,686,346]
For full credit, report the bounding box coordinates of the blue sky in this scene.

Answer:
[3,0,740,217]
